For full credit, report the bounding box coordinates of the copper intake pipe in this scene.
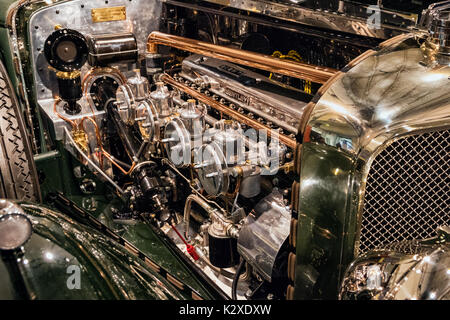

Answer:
[148,31,337,84]
[161,74,297,149]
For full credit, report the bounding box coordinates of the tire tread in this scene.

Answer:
[0,67,37,201]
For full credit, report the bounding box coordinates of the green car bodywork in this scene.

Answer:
[0,202,189,300]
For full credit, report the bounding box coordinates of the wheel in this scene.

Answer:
[0,60,40,202]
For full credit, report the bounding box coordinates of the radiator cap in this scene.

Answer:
[0,200,32,252]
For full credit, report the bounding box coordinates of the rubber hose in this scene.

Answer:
[231,258,245,300]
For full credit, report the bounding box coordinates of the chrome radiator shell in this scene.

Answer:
[293,32,450,298]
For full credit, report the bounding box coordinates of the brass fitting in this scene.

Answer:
[56,70,81,80]
[72,129,89,153]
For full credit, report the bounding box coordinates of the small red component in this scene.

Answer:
[186,244,200,261]
[171,224,199,261]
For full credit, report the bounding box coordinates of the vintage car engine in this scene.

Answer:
[10,0,445,301]
[35,21,312,297]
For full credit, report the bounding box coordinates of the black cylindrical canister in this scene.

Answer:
[87,33,138,67]
[135,167,159,199]
[57,71,82,114]
[208,230,239,268]
[57,72,82,101]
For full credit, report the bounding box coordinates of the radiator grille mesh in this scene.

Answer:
[358,129,449,254]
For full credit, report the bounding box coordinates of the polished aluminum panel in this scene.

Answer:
[359,129,450,253]
[181,54,309,134]
[198,0,417,40]
[27,0,163,140]
[29,0,162,101]
[237,189,291,282]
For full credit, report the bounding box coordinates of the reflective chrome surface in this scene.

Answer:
[28,0,163,141]
[16,0,449,301]
[305,35,450,254]
[163,118,191,167]
[162,74,298,149]
[340,226,450,300]
[196,141,230,196]
[197,0,417,40]
[0,199,25,217]
[181,54,310,134]
[295,32,450,298]
[307,33,450,159]
[420,1,450,65]
[237,189,291,282]
[0,209,32,251]
[30,0,162,102]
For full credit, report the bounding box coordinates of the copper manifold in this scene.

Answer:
[147,31,337,84]
[161,74,297,149]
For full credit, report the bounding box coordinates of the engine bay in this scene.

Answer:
[25,0,407,299]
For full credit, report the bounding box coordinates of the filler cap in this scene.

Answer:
[420,1,450,64]
[0,200,32,252]
[44,28,88,71]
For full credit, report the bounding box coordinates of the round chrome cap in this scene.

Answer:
[0,213,32,251]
